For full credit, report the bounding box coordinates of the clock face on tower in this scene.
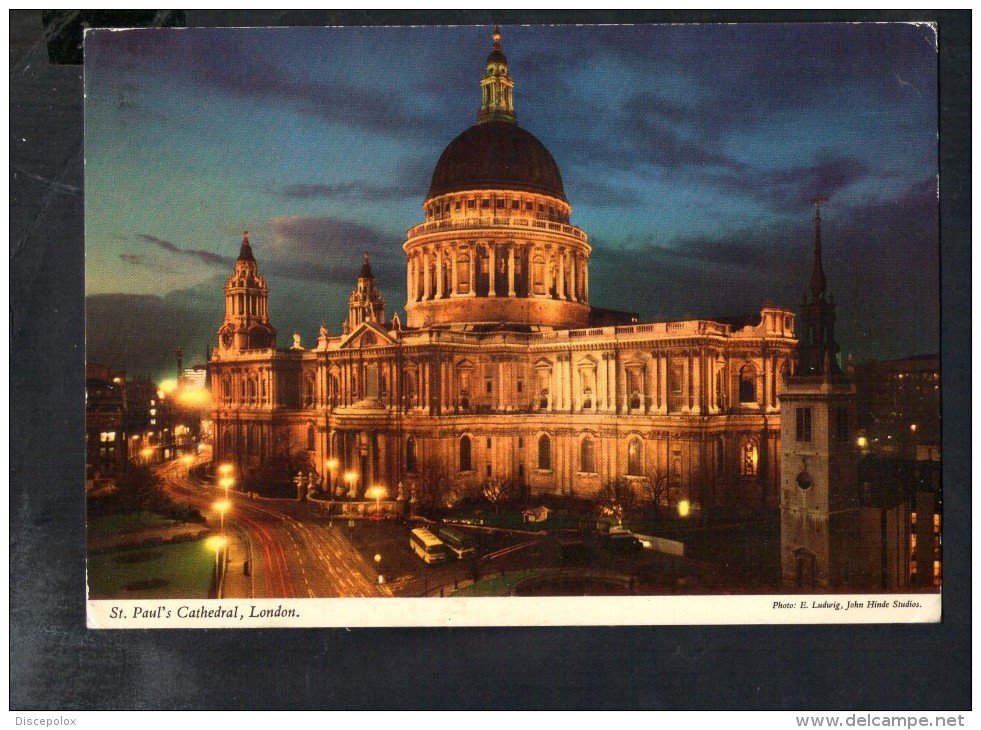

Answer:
[222,332,232,347]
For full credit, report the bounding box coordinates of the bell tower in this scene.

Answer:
[344,252,386,333]
[780,202,862,589]
[217,231,276,351]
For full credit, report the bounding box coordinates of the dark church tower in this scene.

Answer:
[796,198,841,376]
[780,202,865,589]
[217,231,276,351]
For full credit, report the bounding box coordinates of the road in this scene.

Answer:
[158,458,389,598]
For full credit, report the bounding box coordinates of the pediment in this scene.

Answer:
[338,321,397,349]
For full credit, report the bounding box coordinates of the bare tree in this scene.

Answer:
[640,467,673,519]
[416,459,451,515]
[598,476,637,526]
[116,464,169,521]
[267,426,312,482]
[482,476,512,513]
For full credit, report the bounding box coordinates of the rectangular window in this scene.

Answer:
[517,437,524,448]
[796,407,812,442]
[511,200,520,210]
[482,199,490,208]
[467,200,476,209]
[486,379,492,393]
[486,437,492,449]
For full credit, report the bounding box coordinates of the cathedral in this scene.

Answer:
[210,28,798,511]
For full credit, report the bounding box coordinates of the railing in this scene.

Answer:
[406,216,587,241]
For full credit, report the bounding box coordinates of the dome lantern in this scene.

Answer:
[477,25,516,125]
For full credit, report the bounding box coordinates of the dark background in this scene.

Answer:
[10,10,970,710]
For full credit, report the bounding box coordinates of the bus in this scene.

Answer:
[409,527,448,564]
[437,526,476,559]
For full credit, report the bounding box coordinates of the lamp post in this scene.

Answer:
[181,454,194,514]
[365,484,388,584]
[140,446,154,465]
[344,470,357,500]
[214,499,230,535]
[325,458,339,525]
[208,534,227,599]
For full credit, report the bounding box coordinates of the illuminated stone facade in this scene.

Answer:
[210,29,797,510]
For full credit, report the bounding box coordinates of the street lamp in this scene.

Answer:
[214,499,231,535]
[344,470,357,499]
[140,446,154,465]
[325,458,339,525]
[677,499,691,518]
[207,534,227,599]
[365,484,388,584]
[325,457,339,496]
[219,476,235,499]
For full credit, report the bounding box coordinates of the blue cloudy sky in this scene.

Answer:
[84,23,939,380]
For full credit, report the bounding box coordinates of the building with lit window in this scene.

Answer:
[209,29,798,511]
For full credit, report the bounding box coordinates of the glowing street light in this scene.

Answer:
[219,476,235,499]
[365,484,388,584]
[214,499,231,534]
[344,470,357,499]
[207,534,228,599]
[325,457,339,495]
[140,446,154,464]
[677,499,691,518]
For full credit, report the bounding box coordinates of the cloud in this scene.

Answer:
[261,215,404,290]
[278,180,421,202]
[137,233,231,268]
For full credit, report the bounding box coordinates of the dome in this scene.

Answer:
[426,121,567,202]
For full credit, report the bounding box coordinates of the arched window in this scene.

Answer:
[580,437,596,474]
[739,365,757,403]
[222,375,231,402]
[459,435,473,472]
[303,374,315,407]
[307,423,315,451]
[406,436,417,473]
[537,434,552,470]
[741,440,758,476]
[627,437,642,476]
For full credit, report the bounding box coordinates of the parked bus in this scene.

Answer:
[409,527,448,564]
[437,526,476,559]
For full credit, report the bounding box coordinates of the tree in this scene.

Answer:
[482,476,512,512]
[266,426,312,483]
[115,464,169,521]
[640,467,673,519]
[598,477,637,526]
[416,460,451,515]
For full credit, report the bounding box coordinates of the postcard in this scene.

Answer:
[83,23,941,628]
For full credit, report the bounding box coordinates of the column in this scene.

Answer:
[583,261,589,302]
[597,353,608,412]
[498,361,506,410]
[435,248,444,299]
[422,249,432,300]
[488,244,497,296]
[406,256,413,303]
[563,356,572,412]
[642,361,650,414]
[617,353,627,414]
[468,243,476,296]
[544,248,553,296]
[569,253,578,302]
[550,360,559,412]
[507,246,516,296]
[451,248,458,296]
[693,350,702,414]
[557,249,567,299]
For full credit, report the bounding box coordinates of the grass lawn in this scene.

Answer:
[88,512,177,536]
[452,570,546,597]
[87,538,215,599]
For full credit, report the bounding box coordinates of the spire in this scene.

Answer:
[359,251,374,280]
[477,25,516,124]
[809,197,827,301]
[237,230,255,262]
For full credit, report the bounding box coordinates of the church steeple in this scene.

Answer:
[477,25,516,125]
[809,196,828,301]
[797,200,840,376]
[345,251,386,333]
[218,231,276,351]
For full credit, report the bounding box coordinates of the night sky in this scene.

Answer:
[84,24,939,381]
